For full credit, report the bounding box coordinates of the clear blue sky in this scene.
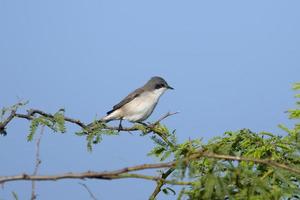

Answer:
[1,0,299,199]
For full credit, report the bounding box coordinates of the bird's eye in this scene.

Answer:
[155,84,162,89]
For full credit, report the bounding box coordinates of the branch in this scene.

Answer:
[149,168,175,200]
[153,112,179,125]
[1,151,299,185]
[0,170,190,186]
[177,150,300,175]
[0,162,175,184]
[31,126,44,200]
[0,107,18,135]
[200,152,300,175]
[1,105,299,186]
[0,171,191,186]
[0,108,176,135]
[17,109,87,128]
[1,107,178,153]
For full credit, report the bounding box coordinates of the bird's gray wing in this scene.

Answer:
[106,88,144,115]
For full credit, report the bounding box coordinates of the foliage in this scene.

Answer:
[76,121,119,151]
[1,83,300,200]
[147,82,300,199]
[27,109,66,141]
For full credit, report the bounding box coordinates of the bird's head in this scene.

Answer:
[145,76,174,92]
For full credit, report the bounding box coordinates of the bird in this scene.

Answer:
[101,76,174,130]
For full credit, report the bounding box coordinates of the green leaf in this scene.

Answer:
[83,125,118,151]
[134,123,148,134]
[203,174,216,199]
[75,131,86,136]
[27,118,40,141]
[278,124,293,134]
[292,82,300,90]
[259,131,275,137]
[288,109,300,119]
[160,150,172,161]
[53,110,66,133]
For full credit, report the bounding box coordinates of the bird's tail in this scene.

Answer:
[100,115,113,123]
[101,109,121,122]
[87,110,120,128]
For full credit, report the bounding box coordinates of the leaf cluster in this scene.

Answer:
[146,83,300,199]
[27,109,66,141]
[75,121,119,151]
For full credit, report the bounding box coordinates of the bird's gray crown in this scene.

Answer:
[144,76,174,90]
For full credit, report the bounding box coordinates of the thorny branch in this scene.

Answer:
[1,105,300,198]
[1,151,300,185]
[0,107,300,175]
[31,126,44,200]
[0,162,186,184]
[0,106,181,198]
[0,108,177,135]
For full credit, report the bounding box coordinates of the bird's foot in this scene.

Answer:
[118,119,123,132]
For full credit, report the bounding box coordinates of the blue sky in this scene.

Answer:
[1,0,300,199]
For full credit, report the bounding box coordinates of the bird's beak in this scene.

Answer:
[167,85,174,90]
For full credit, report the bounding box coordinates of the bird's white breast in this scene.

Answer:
[122,88,167,122]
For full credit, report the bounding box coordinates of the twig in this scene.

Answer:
[25,109,87,128]
[149,168,175,200]
[1,109,177,135]
[1,106,300,184]
[79,182,98,200]
[0,109,17,135]
[0,102,28,135]
[1,108,178,151]
[115,173,190,185]
[199,152,300,175]
[0,171,191,185]
[153,112,179,126]
[0,162,174,184]
[1,151,300,184]
[31,126,44,200]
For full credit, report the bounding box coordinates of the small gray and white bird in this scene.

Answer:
[101,76,173,127]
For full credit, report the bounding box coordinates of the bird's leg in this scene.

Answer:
[118,119,123,132]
